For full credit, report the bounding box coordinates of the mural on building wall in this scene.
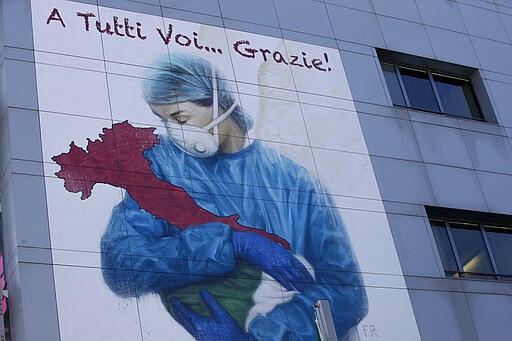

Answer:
[51,52,368,339]
[32,0,422,340]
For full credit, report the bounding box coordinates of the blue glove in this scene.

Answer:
[171,290,252,341]
[232,231,314,292]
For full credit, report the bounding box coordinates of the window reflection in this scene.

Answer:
[449,223,494,278]
[381,63,406,106]
[379,61,485,121]
[429,218,512,280]
[486,226,512,280]
[433,74,482,120]
[430,220,459,277]
[399,67,440,112]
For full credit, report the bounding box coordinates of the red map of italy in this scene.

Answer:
[52,121,290,249]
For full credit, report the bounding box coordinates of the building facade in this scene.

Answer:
[1,0,511,340]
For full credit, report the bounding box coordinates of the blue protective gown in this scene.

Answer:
[101,138,368,340]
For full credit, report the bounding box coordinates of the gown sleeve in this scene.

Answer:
[247,171,368,340]
[101,193,237,297]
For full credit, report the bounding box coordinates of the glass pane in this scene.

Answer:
[430,220,459,276]
[433,74,482,119]
[450,223,494,278]
[381,63,406,106]
[485,225,512,277]
[399,67,440,112]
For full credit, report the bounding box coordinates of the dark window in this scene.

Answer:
[427,207,512,281]
[381,63,406,106]
[378,49,485,121]
[430,220,459,277]
[449,222,494,279]
[381,63,483,120]
[433,74,481,119]
[399,67,440,112]
[485,226,512,277]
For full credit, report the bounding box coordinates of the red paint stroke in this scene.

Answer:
[52,121,290,249]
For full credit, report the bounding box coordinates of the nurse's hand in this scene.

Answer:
[171,290,252,341]
[232,231,314,292]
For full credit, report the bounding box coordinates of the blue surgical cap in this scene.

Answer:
[143,53,253,133]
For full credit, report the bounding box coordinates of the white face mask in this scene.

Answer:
[165,69,238,157]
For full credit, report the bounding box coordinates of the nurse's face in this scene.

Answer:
[150,102,213,128]
[150,101,245,153]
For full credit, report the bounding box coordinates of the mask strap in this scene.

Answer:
[203,99,238,131]
[210,68,220,147]
[203,68,238,132]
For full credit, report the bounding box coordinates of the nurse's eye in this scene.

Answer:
[162,117,188,125]
[170,111,188,124]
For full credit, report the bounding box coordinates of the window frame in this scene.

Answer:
[433,220,504,279]
[381,62,484,121]
[427,207,512,281]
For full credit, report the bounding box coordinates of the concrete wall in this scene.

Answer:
[331,1,512,340]
[0,1,61,340]
[1,0,511,340]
